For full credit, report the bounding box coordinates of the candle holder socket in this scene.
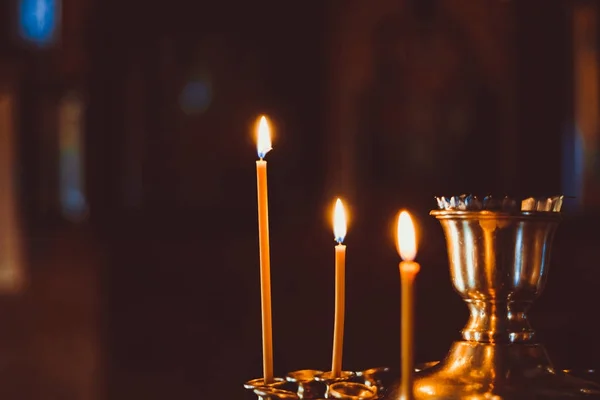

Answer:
[287,369,325,398]
[356,367,392,396]
[315,371,355,398]
[254,387,301,400]
[244,377,288,400]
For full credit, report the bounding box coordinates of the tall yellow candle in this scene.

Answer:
[256,115,274,384]
[396,211,420,400]
[331,198,347,377]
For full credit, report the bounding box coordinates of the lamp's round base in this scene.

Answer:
[385,341,600,399]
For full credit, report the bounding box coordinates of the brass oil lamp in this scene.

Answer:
[387,195,600,399]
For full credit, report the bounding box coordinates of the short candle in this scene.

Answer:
[396,211,421,400]
[331,198,347,378]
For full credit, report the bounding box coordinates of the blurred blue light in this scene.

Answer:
[62,188,86,216]
[19,0,58,45]
[180,79,212,114]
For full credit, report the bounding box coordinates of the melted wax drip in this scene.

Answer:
[434,195,564,212]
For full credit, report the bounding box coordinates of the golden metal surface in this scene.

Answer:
[411,342,600,399]
[329,382,378,399]
[357,367,393,394]
[432,210,561,344]
[245,377,288,400]
[315,371,355,398]
[386,209,600,399]
[254,387,300,399]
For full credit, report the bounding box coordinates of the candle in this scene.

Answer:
[396,211,420,400]
[331,198,347,377]
[256,115,274,384]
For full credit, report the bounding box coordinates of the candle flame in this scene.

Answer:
[256,115,272,159]
[397,211,417,261]
[333,198,347,244]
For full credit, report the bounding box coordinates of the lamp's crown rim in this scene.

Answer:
[430,209,562,220]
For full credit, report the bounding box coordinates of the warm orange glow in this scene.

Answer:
[333,198,347,244]
[256,116,272,159]
[397,211,417,261]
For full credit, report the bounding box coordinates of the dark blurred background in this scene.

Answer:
[0,0,599,398]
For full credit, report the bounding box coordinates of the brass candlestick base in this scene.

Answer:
[412,342,600,399]
[386,195,600,399]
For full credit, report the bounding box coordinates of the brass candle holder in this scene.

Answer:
[246,368,395,399]
[244,194,600,399]
[386,194,600,399]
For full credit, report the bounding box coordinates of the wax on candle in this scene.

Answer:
[256,115,274,384]
[331,198,347,378]
[397,211,420,400]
